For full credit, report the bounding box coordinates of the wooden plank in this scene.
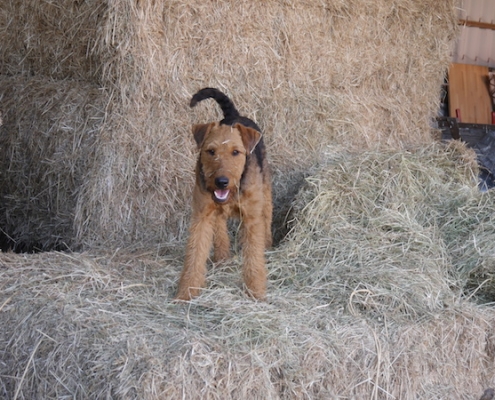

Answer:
[448,63,492,124]
[458,19,495,31]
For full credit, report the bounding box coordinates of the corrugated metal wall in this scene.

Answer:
[453,0,495,68]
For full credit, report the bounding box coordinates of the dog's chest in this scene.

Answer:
[217,197,241,220]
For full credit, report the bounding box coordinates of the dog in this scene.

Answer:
[175,88,272,300]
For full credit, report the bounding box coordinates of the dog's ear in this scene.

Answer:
[192,122,215,147]
[234,123,261,154]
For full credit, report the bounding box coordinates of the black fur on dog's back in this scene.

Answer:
[190,88,262,132]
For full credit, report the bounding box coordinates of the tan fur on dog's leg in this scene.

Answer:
[213,213,231,263]
[241,214,267,300]
[175,212,215,301]
[263,184,273,249]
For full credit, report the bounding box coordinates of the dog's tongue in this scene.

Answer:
[214,189,230,202]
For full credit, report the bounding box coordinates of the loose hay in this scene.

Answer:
[0,248,494,399]
[2,144,495,398]
[280,142,495,311]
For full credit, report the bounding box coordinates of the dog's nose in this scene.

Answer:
[215,176,229,189]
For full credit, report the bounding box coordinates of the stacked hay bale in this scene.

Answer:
[3,0,495,398]
[0,0,457,249]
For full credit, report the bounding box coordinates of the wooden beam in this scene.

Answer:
[458,19,495,31]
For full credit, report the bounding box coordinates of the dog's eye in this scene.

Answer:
[206,149,215,156]
[232,150,240,156]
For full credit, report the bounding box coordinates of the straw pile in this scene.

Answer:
[281,142,495,309]
[0,0,458,249]
[2,143,495,399]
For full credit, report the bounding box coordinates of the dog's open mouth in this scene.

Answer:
[214,189,230,203]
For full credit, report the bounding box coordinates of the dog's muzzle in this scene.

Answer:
[214,176,230,203]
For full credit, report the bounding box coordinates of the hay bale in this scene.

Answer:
[0,75,107,251]
[2,142,495,398]
[442,194,495,302]
[0,249,494,399]
[76,0,459,248]
[88,0,458,150]
[279,143,495,313]
[72,91,197,248]
[1,0,459,249]
[0,0,104,80]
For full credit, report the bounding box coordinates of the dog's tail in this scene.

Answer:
[190,88,240,119]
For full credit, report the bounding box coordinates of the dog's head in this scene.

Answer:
[193,122,261,204]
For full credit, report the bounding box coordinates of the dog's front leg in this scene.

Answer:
[175,211,215,301]
[213,213,230,263]
[241,214,267,300]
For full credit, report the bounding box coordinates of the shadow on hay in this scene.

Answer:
[0,231,71,253]
[271,169,309,246]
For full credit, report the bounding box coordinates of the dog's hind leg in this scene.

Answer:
[263,184,273,249]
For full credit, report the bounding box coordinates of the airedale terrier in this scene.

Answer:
[175,88,272,301]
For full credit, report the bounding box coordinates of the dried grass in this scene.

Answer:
[0,0,104,80]
[279,142,495,314]
[1,144,495,398]
[0,0,458,249]
[4,2,495,397]
[0,249,494,399]
[0,76,107,251]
